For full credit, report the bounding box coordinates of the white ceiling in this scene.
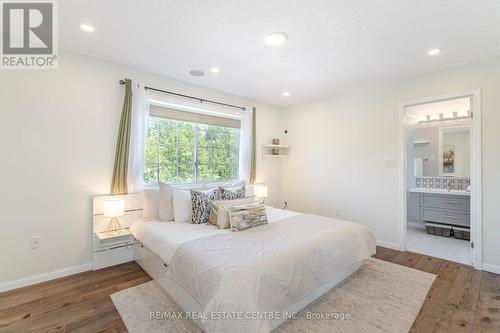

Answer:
[60,0,500,106]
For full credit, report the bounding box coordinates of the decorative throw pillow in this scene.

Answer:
[208,197,256,229]
[191,188,219,224]
[216,185,246,200]
[142,188,159,221]
[158,182,203,221]
[172,190,194,223]
[229,201,268,231]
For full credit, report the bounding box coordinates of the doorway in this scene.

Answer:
[398,90,481,268]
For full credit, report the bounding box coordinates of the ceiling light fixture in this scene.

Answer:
[427,48,440,56]
[265,32,289,46]
[80,24,95,32]
[282,91,291,97]
[210,67,220,74]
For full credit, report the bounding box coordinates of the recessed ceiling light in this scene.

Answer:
[189,69,205,77]
[80,24,95,32]
[427,48,441,56]
[265,32,289,46]
[210,67,220,74]
[282,91,291,97]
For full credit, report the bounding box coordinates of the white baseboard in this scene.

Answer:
[0,262,92,293]
[376,240,402,251]
[482,263,500,275]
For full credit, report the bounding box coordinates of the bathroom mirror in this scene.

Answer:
[440,127,470,177]
[410,125,470,178]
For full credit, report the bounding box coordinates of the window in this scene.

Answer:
[144,107,240,185]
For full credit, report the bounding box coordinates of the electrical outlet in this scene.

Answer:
[31,236,41,249]
[336,208,342,217]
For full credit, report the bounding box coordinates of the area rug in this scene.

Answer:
[111,258,435,333]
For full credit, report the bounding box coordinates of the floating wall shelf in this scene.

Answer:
[262,144,290,149]
[264,155,288,158]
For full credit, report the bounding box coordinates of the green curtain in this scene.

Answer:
[249,107,257,184]
[110,79,132,194]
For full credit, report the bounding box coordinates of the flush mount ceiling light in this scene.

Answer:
[427,48,441,56]
[265,32,289,46]
[282,91,291,97]
[189,69,205,77]
[80,24,95,32]
[210,67,220,74]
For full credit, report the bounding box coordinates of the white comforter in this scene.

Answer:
[166,213,376,333]
[130,207,300,265]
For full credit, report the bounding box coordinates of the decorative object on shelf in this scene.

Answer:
[104,197,125,235]
[417,110,471,124]
[253,184,268,200]
[262,139,290,158]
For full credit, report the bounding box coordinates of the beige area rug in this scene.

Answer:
[111,258,435,333]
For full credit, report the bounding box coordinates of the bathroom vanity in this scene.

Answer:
[408,188,470,228]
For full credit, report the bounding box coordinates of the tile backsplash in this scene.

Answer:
[415,177,470,191]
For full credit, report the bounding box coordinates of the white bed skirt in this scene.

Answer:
[133,241,363,332]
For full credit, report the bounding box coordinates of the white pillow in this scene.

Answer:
[158,183,203,221]
[142,188,159,221]
[220,180,246,191]
[172,190,193,223]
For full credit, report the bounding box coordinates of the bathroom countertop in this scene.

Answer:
[409,187,471,196]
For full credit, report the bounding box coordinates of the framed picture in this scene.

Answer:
[442,145,455,173]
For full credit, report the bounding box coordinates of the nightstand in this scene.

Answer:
[92,229,134,270]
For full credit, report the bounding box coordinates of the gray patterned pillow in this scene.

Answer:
[216,185,246,200]
[191,188,220,224]
[229,201,267,231]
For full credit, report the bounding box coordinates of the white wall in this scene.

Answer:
[281,57,500,268]
[0,52,283,285]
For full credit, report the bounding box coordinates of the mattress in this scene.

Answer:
[129,207,300,265]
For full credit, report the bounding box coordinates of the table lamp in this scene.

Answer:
[253,184,268,200]
[103,197,125,235]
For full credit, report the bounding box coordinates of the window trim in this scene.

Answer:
[149,104,241,128]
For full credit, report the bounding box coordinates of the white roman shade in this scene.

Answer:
[149,105,241,128]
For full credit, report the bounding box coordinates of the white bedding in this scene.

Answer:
[131,208,376,333]
[129,207,300,265]
[167,213,376,333]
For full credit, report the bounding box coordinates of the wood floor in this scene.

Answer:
[1,247,499,333]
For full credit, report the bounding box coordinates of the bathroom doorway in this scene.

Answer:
[398,91,481,268]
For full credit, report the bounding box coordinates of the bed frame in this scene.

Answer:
[93,193,364,331]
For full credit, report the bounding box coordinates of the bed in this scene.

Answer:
[129,206,375,333]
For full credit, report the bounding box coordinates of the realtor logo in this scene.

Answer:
[1,0,58,69]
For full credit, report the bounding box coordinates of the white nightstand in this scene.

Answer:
[92,229,134,270]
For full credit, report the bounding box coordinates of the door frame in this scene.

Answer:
[398,89,482,269]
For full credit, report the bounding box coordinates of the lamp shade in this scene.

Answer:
[103,197,125,218]
[253,184,268,198]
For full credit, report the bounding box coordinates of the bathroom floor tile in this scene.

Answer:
[406,226,472,265]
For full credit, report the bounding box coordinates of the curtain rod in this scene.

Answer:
[119,79,246,111]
